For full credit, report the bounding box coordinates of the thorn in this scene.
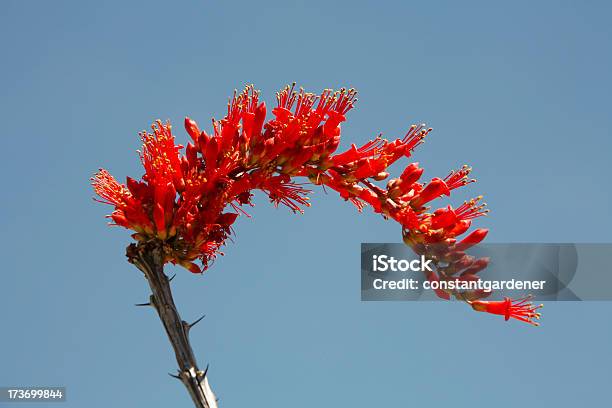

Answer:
[135,302,151,307]
[199,363,210,379]
[168,372,181,380]
[189,314,206,328]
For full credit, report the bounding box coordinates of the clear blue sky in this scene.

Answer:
[1,1,611,407]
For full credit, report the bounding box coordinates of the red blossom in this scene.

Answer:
[92,83,541,325]
[470,296,543,326]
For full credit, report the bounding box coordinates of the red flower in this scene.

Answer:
[89,87,456,264]
[470,296,543,326]
[92,83,541,325]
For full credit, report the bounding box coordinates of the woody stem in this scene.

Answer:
[126,242,218,408]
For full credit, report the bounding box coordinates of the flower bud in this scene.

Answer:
[400,163,423,187]
[455,228,488,251]
[411,178,450,207]
[180,260,202,274]
[184,117,200,143]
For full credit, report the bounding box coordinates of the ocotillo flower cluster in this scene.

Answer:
[92,84,541,325]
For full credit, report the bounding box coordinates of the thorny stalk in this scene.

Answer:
[127,241,218,408]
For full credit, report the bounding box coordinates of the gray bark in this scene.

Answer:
[127,242,218,408]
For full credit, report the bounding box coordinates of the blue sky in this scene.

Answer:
[1,1,611,407]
